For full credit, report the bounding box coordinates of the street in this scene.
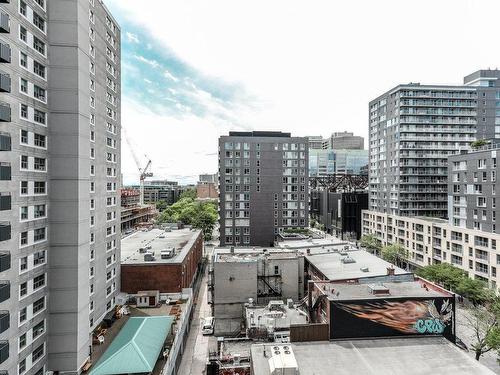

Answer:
[178,268,211,375]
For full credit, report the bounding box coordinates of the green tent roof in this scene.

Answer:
[89,316,174,375]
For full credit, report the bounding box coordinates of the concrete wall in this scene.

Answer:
[213,261,257,304]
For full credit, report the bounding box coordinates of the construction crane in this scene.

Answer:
[123,128,153,205]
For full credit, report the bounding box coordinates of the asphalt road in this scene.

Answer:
[178,268,211,375]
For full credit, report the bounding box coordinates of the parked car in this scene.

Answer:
[202,316,214,335]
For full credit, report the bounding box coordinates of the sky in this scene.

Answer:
[106,0,500,185]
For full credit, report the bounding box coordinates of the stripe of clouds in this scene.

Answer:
[112,12,258,130]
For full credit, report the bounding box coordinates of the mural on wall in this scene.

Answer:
[330,298,454,340]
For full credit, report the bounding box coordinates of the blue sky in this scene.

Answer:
[107,0,500,185]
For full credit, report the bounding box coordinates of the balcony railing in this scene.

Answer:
[0,281,9,304]
[0,311,8,334]
[0,43,10,63]
[0,12,9,33]
[0,253,9,272]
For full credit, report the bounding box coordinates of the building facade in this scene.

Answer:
[362,210,500,290]
[324,131,364,150]
[369,83,477,218]
[309,149,368,176]
[0,1,121,374]
[448,147,500,233]
[218,131,309,247]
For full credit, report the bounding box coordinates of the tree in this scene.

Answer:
[471,139,489,149]
[381,243,408,268]
[360,234,381,254]
[416,263,466,291]
[156,200,168,212]
[464,300,500,360]
[179,188,197,200]
[455,277,494,306]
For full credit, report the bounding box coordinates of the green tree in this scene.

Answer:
[360,234,381,254]
[465,300,500,360]
[416,263,466,291]
[180,188,197,200]
[381,243,408,268]
[471,139,489,149]
[455,277,493,306]
[156,200,168,212]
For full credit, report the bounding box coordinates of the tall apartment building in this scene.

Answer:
[369,83,477,218]
[369,69,500,219]
[218,131,308,247]
[0,1,121,374]
[324,131,364,150]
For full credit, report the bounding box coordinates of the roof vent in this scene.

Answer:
[368,284,390,295]
[360,267,369,272]
[341,256,356,264]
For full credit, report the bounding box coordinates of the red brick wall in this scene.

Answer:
[121,231,204,294]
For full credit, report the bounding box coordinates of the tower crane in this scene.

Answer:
[123,128,153,205]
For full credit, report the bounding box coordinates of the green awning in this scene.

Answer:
[89,316,174,375]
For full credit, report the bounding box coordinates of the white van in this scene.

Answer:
[202,317,214,335]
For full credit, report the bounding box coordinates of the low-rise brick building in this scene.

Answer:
[120,228,203,293]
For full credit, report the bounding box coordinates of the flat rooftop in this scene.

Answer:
[250,337,494,375]
[121,228,200,264]
[246,302,308,330]
[316,279,451,300]
[214,247,299,263]
[276,238,349,250]
[306,250,411,281]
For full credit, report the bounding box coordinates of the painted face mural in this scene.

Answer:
[335,299,453,335]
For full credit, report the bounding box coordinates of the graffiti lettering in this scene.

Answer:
[414,318,446,334]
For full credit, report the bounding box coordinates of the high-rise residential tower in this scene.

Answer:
[218,131,309,247]
[0,1,121,374]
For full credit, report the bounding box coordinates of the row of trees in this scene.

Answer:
[155,189,217,241]
[360,234,500,361]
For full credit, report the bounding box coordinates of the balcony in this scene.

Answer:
[0,134,10,151]
[0,282,9,304]
[0,73,9,93]
[0,43,10,63]
[0,13,8,33]
[0,164,10,180]
[0,223,9,241]
[0,341,7,365]
[0,253,8,272]
[0,103,9,122]
[0,311,8,334]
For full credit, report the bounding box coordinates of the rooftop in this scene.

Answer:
[306,250,411,281]
[250,337,495,375]
[276,237,349,250]
[245,300,308,331]
[121,228,201,264]
[227,131,292,138]
[315,279,452,300]
[214,247,299,263]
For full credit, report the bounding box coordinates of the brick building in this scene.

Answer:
[120,228,203,293]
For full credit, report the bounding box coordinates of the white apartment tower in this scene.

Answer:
[0,0,121,374]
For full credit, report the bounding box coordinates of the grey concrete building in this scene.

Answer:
[323,131,364,150]
[369,81,477,218]
[0,1,120,374]
[218,131,309,247]
[448,147,500,233]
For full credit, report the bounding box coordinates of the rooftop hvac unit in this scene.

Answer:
[144,252,155,261]
[341,256,355,264]
[268,345,299,375]
[360,267,369,272]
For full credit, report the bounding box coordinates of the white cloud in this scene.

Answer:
[108,0,500,183]
[163,69,179,82]
[125,32,139,43]
[133,54,161,69]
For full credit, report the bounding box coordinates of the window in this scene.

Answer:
[21,130,28,144]
[20,25,27,42]
[34,157,46,171]
[20,281,27,296]
[19,358,26,375]
[34,109,46,125]
[32,343,44,362]
[34,227,45,242]
[34,204,45,218]
[20,232,27,246]
[20,155,28,169]
[33,61,45,78]
[33,12,45,32]
[21,104,28,119]
[20,256,27,271]
[20,206,28,220]
[34,85,46,101]
[20,52,27,68]
[33,320,45,339]
[21,181,28,195]
[19,333,27,349]
[34,181,45,194]
[34,250,45,265]
[19,307,27,323]
[34,133,46,147]
[33,273,45,289]
[20,78,27,93]
[33,296,45,313]
[20,1,27,16]
[33,36,45,55]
